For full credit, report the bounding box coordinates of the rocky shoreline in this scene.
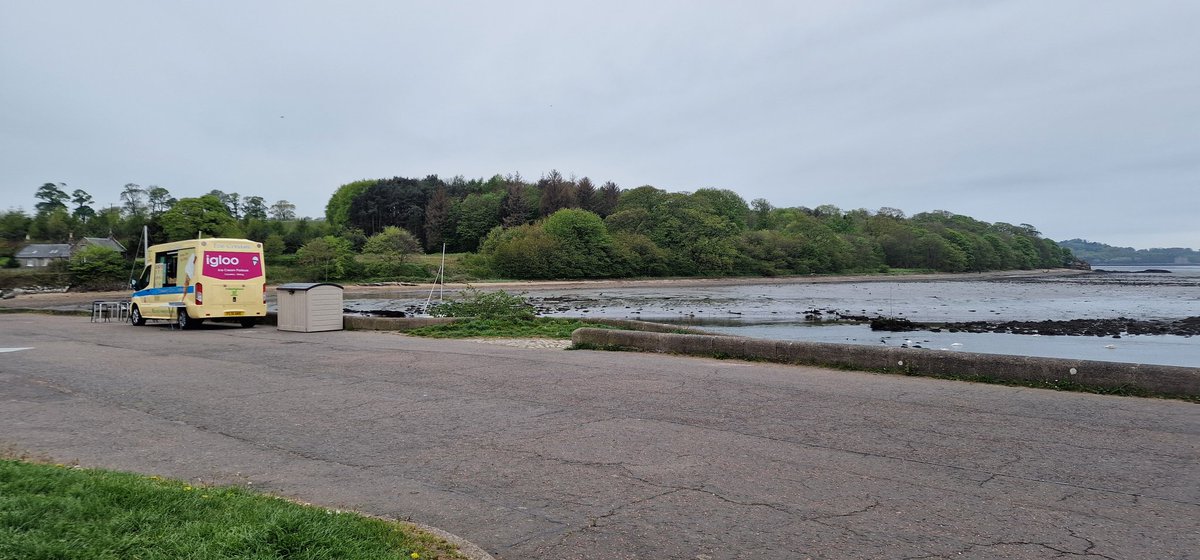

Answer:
[871,316,1200,337]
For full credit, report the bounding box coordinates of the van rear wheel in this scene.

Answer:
[177,310,199,330]
[239,318,257,328]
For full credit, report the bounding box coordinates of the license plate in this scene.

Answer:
[225,311,245,316]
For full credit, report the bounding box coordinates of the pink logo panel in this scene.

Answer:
[202,251,263,280]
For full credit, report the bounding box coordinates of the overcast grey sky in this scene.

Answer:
[2,0,1197,249]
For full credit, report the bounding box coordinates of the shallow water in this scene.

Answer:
[344,268,1200,367]
[529,268,1200,323]
[697,323,1198,368]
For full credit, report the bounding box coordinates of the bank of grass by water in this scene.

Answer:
[406,317,615,339]
[0,459,464,560]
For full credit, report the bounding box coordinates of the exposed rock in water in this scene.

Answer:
[934,317,1199,337]
[346,309,408,318]
[1094,268,1173,274]
[870,317,920,332]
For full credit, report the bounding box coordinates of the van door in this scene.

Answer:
[136,251,181,319]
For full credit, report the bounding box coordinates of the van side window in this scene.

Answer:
[157,252,179,287]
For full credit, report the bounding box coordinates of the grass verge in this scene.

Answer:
[406,318,615,339]
[0,459,464,560]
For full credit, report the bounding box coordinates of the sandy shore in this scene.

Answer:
[0,269,1089,311]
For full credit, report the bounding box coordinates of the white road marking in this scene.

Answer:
[0,347,33,353]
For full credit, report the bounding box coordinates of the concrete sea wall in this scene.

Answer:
[570,328,1200,397]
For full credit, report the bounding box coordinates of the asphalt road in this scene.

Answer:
[1,314,1197,559]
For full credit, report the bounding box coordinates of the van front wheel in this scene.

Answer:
[130,306,146,326]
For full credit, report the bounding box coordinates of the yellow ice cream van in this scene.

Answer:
[130,238,267,329]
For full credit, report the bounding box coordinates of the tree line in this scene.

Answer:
[1,182,315,260]
[3,174,1078,282]
[323,172,1076,279]
[1058,239,1198,265]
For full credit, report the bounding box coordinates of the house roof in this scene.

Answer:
[79,236,126,252]
[15,244,72,259]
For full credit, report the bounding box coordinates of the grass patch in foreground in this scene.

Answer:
[0,459,462,560]
[407,317,616,339]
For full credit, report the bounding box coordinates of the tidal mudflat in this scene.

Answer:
[345,268,1200,367]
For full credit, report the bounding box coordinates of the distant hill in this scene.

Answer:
[1058,239,1200,265]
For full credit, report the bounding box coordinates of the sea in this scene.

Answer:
[346,267,1200,368]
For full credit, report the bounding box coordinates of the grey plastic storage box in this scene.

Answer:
[276,283,344,332]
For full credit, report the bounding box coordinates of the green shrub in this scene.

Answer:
[68,246,127,290]
[428,287,535,320]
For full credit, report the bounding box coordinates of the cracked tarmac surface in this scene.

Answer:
[1,314,1197,559]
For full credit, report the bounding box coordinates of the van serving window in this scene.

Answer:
[157,252,179,287]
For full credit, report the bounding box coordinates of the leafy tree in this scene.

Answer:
[70,189,95,222]
[206,190,242,218]
[477,173,511,196]
[691,188,750,231]
[452,192,503,252]
[85,206,123,239]
[296,236,356,281]
[242,196,268,221]
[146,186,176,216]
[325,179,375,228]
[611,232,667,277]
[783,213,856,272]
[28,208,71,242]
[361,226,423,278]
[269,200,296,221]
[68,245,126,289]
[737,230,807,275]
[340,227,369,251]
[241,218,272,243]
[283,217,313,252]
[0,210,32,241]
[363,226,421,262]
[813,204,842,219]
[224,192,241,219]
[120,184,147,217]
[749,198,775,230]
[35,183,69,215]
[263,234,286,257]
[481,224,561,279]
[158,195,238,240]
[917,233,968,272]
[615,185,668,213]
[611,193,740,276]
[604,207,655,236]
[541,208,617,277]
[296,237,336,280]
